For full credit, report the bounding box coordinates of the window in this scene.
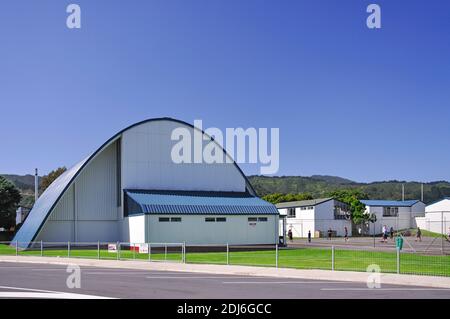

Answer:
[216,217,227,222]
[258,217,268,222]
[334,203,350,220]
[205,218,216,222]
[287,208,296,218]
[159,217,170,222]
[383,207,399,217]
[171,217,182,222]
[248,217,258,222]
[300,206,314,211]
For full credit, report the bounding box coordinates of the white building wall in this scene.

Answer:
[281,207,315,238]
[416,199,450,234]
[145,215,278,245]
[315,201,352,237]
[76,142,118,221]
[365,204,425,234]
[120,120,246,193]
[128,215,146,244]
[279,201,352,238]
[33,120,265,245]
[37,142,119,243]
[426,199,450,213]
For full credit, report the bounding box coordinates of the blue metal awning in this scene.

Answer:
[125,190,279,216]
[361,200,420,207]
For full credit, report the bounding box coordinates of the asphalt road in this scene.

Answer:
[0,262,450,299]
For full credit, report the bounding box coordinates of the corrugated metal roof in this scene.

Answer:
[275,198,333,209]
[360,200,421,207]
[125,190,279,216]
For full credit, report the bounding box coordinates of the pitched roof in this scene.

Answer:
[125,189,279,216]
[275,198,333,209]
[360,199,421,207]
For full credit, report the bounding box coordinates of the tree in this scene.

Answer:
[40,167,67,193]
[0,176,22,229]
[328,189,369,224]
[263,192,314,204]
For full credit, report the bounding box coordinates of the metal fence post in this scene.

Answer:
[40,241,43,257]
[276,244,279,268]
[226,243,229,265]
[148,243,151,262]
[97,241,100,260]
[332,246,335,271]
[117,242,120,260]
[15,240,18,256]
[68,241,71,258]
[397,247,400,274]
[165,244,168,261]
[183,242,186,264]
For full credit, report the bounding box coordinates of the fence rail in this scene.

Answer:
[1,241,449,277]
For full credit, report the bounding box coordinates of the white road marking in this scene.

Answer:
[0,292,111,299]
[146,276,269,279]
[321,288,450,291]
[85,271,155,275]
[0,285,113,299]
[222,281,350,284]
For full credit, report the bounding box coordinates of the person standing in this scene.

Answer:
[344,226,349,242]
[328,228,332,241]
[390,227,394,240]
[288,228,293,242]
[381,225,387,243]
[416,227,422,242]
[308,230,312,243]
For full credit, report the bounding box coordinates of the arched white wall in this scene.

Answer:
[120,120,246,192]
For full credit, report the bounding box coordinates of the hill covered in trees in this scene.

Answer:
[248,175,450,205]
[2,173,450,207]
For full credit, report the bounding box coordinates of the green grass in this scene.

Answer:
[1,244,449,277]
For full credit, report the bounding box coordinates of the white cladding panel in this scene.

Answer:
[280,202,352,238]
[35,221,74,242]
[49,185,74,221]
[76,142,118,221]
[128,215,146,244]
[426,199,450,212]
[314,201,352,237]
[285,207,315,238]
[145,215,278,245]
[365,205,421,233]
[417,199,450,235]
[76,221,119,242]
[121,120,246,192]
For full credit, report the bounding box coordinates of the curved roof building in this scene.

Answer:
[14,118,278,247]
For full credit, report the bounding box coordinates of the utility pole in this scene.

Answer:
[34,168,39,202]
[421,183,424,202]
[402,184,405,201]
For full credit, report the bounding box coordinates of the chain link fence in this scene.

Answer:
[1,240,449,277]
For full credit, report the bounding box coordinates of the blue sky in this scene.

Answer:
[0,0,449,182]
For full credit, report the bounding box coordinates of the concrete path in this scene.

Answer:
[1,255,450,289]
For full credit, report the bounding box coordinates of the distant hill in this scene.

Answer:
[0,174,41,208]
[248,175,450,205]
[3,173,450,207]
[1,174,37,192]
